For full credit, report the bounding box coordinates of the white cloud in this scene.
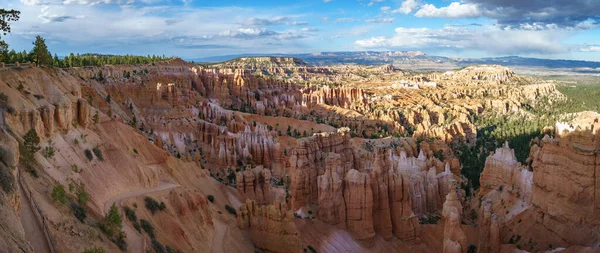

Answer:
[243,16,290,26]
[291,21,308,26]
[365,17,395,23]
[355,25,568,55]
[391,0,418,14]
[335,18,359,23]
[414,2,481,18]
[381,6,391,13]
[368,0,384,7]
[6,0,318,56]
[580,45,600,52]
[323,0,334,2]
[38,5,85,23]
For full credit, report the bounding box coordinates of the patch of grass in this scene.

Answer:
[71,164,81,173]
[307,245,317,253]
[82,247,105,253]
[42,143,55,158]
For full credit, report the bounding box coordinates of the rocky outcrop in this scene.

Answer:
[236,166,272,204]
[442,184,467,253]
[317,153,346,225]
[289,128,353,211]
[529,125,600,246]
[478,201,501,253]
[388,172,420,241]
[237,200,303,253]
[77,98,90,128]
[344,169,375,240]
[370,154,393,240]
[479,142,532,201]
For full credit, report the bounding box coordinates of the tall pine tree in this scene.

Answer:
[30,35,52,66]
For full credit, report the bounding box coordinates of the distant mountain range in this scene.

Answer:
[188,51,600,71]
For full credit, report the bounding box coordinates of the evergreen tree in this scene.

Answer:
[105,203,122,230]
[53,53,60,67]
[30,35,52,66]
[23,128,41,155]
[0,9,20,63]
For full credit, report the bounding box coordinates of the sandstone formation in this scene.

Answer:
[317,153,346,225]
[236,166,272,204]
[0,56,585,253]
[442,184,467,253]
[237,200,303,253]
[344,169,375,240]
[479,142,532,201]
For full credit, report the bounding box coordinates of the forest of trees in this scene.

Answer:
[2,46,172,67]
[52,53,172,67]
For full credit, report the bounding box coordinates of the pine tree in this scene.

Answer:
[0,9,20,63]
[30,35,52,66]
[106,203,122,228]
[23,128,41,155]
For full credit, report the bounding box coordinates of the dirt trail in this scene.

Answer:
[103,181,179,253]
[19,180,52,253]
[211,219,228,253]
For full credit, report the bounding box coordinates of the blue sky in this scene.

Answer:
[3,0,600,60]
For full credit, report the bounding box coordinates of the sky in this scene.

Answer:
[2,0,600,60]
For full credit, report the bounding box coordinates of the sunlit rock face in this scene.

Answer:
[237,200,303,253]
[477,113,600,250]
[479,142,533,201]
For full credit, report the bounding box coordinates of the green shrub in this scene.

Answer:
[20,130,40,176]
[84,149,93,161]
[92,146,104,161]
[82,247,105,253]
[207,195,214,203]
[71,202,87,222]
[51,184,67,205]
[101,203,123,237]
[124,206,137,222]
[166,246,183,253]
[72,184,86,204]
[140,219,155,238]
[307,245,317,253]
[42,145,55,158]
[23,129,40,156]
[0,166,14,193]
[111,231,127,251]
[132,222,141,232]
[151,239,165,253]
[144,197,163,214]
[225,205,237,215]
